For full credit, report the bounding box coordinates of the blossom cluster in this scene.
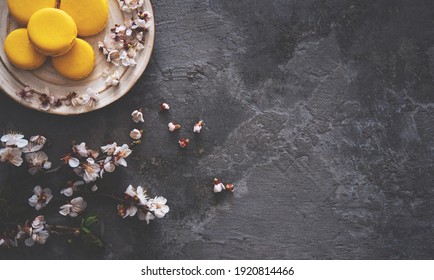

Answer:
[98,11,152,67]
[118,0,144,13]
[16,216,49,247]
[16,86,98,111]
[117,185,169,224]
[0,133,51,174]
[62,141,132,183]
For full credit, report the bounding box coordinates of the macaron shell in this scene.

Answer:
[60,0,109,37]
[4,28,47,70]
[7,0,56,25]
[27,8,77,57]
[52,38,96,80]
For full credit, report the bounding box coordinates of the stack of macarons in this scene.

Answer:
[4,0,108,80]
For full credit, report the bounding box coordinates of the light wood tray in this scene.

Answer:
[0,0,155,115]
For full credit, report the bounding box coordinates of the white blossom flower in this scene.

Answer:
[73,142,89,157]
[16,86,35,103]
[129,129,142,140]
[91,185,98,192]
[160,102,170,111]
[168,122,181,132]
[59,197,87,217]
[120,48,137,67]
[114,144,132,167]
[213,178,225,193]
[101,142,117,155]
[23,216,49,246]
[82,158,101,183]
[83,89,99,108]
[102,68,121,86]
[148,196,169,218]
[131,109,144,123]
[25,151,51,175]
[193,120,204,133]
[0,147,23,166]
[137,11,152,29]
[1,133,28,148]
[28,186,53,210]
[60,180,85,197]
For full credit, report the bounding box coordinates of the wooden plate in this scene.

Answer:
[0,0,155,115]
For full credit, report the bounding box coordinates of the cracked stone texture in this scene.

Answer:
[1,0,434,259]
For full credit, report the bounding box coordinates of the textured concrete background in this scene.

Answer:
[2,0,434,259]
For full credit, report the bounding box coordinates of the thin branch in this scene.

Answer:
[46,224,80,236]
[98,193,125,203]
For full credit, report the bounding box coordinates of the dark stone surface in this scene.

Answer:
[2,0,434,259]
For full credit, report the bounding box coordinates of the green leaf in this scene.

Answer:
[81,227,91,234]
[82,215,99,228]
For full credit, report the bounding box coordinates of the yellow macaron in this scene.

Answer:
[60,0,109,37]
[7,0,56,25]
[27,8,77,57]
[4,28,47,70]
[52,38,96,80]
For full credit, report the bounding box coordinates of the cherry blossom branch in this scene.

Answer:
[98,193,125,203]
[46,224,80,236]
